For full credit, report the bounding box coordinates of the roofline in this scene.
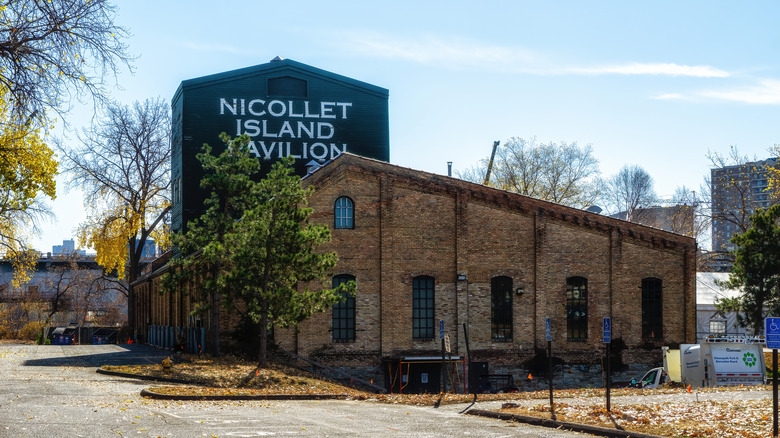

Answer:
[306,153,697,249]
[172,58,388,105]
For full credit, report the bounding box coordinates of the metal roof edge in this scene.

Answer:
[175,58,388,98]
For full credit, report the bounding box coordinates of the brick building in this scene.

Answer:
[132,153,696,391]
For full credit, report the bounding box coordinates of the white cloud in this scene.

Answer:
[567,63,730,78]
[699,79,780,104]
[653,79,780,105]
[338,32,540,70]
[337,33,732,79]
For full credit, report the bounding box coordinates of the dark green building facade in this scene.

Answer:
[171,58,390,232]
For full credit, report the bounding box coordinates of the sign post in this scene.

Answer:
[603,317,612,412]
[766,318,780,437]
[440,320,447,394]
[546,317,555,420]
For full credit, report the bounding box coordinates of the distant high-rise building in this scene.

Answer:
[52,239,86,257]
[610,205,695,236]
[711,157,778,254]
[133,240,156,260]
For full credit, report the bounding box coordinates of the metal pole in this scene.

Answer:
[548,340,555,420]
[441,338,447,393]
[463,323,472,394]
[774,348,778,437]
[606,342,611,412]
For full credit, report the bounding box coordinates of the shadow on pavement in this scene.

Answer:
[22,344,172,368]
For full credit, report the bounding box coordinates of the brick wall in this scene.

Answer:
[132,153,696,389]
[288,154,696,385]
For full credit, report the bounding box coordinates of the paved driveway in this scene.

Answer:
[0,344,587,437]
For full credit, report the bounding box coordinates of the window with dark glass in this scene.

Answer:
[566,277,588,341]
[642,277,663,339]
[332,274,355,341]
[334,197,354,229]
[413,276,435,339]
[491,276,513,341]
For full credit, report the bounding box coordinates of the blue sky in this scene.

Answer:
[35,0,780,251]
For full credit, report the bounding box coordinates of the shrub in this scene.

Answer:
[18,321,47,341]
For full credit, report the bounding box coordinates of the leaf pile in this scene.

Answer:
[103,354,365,396]
[506,396,773,437]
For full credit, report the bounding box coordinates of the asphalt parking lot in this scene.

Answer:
[0,343,588,437]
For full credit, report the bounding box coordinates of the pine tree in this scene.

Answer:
[165,133,260,356]
[716,204,780,335]
[165,134,351,364]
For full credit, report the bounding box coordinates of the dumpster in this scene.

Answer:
[91,328,117,345]
[51,327,76,345]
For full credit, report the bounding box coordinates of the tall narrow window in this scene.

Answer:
[334,197,354,229]
[566,277,588,341]
[491,276,513,341]
[332,274,355,341]
[413,276,435,339]
[642,277,663,339]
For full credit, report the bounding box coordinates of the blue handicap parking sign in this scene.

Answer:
[545,318,551,342]
[603,317,611,344]
[766,318,780,349]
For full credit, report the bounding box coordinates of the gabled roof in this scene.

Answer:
[173,57,389,102]
[305,153,697,251]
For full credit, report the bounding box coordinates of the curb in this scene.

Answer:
[96,368,194,385]
[140,388,350,401]
[465,409,664,438]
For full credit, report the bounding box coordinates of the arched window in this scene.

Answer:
[491,276,513,341]
[334,197,354,229]
[413,276,435,339]
[642,277,663,340]
[332,274,355,341]
[566,277,588,341]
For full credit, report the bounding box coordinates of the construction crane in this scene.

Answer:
[483,140,500,185]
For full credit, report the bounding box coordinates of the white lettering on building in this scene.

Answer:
[221,97,353,163]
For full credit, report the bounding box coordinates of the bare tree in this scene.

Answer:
[0,0,132,125]
[695,146,780,268]
[604,165,657,222]
[58,98,171,288]
[664,186,702,238]
[460,137,602,208]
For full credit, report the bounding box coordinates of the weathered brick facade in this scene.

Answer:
[279,154,696,385]
[132,153,696,391]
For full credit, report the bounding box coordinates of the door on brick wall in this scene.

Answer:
[384,360,442,394]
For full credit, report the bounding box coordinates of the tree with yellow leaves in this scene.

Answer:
[0,0,131,289]
[58,98,170,301]
[0,84,57,287]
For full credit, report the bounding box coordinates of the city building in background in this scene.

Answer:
[610,205,695,237]
[135,240,156,260]
[52,239,87,257]
[0,253,127,332]
[711,157,778,254]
